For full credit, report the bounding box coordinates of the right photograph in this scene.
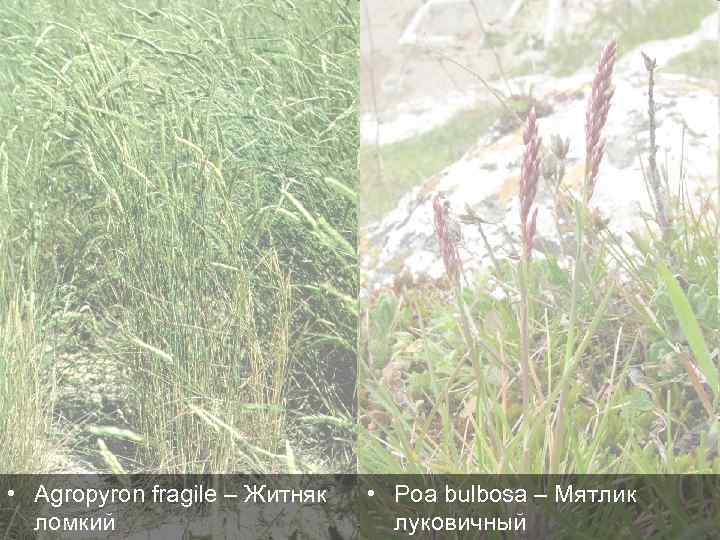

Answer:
[360,0,719,473]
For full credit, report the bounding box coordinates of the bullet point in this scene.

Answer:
[367,489,374,497]
[7,490,14,497]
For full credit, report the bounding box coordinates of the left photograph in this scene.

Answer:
[0,0,357,474]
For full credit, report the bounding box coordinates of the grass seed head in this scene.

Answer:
[585,40,617,201]
[520,107,542,260]
[550,133,570,160]
[433,195,462,284]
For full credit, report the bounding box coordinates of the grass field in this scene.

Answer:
[0,0,357,474]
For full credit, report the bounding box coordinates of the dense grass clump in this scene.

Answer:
[0,0,357,473]
[361,169,719,475]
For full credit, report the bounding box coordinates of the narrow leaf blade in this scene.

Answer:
[657,262,718,398]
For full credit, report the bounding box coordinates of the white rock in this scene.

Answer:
[362,47,718,292]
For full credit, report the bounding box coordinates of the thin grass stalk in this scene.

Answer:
[551,40,616,473]
[432,195,480,367]
[267,253,293,450]
[544,134,571,258]
[517,107,542,471]
[518,107,541,437]
[551,198,582,473]
[642,52,670,237]
[453,276,487,455]
[432,195,486,464]
[519,259,531,415]
[681,352,714,419]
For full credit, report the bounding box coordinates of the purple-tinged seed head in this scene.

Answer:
[585,40,617,202]
[519,108,542,260]
[433,195,462,284]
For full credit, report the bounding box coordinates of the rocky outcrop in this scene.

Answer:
[361,13,718,294]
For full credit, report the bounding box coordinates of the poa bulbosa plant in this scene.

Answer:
[550,40,617,472]
[517,107,542,470]
[361,15,717,474]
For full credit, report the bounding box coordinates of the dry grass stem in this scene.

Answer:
[642,51,670,235]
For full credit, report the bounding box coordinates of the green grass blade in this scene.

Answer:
[657,261,719,398]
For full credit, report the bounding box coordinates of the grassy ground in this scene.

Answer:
[360,47,720,473]
[546,0,716,76]
[0,0,357,474]
[665,40,720,78]
[360,106,501,226]
[361,199,719,472]
[361,180,719,475]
